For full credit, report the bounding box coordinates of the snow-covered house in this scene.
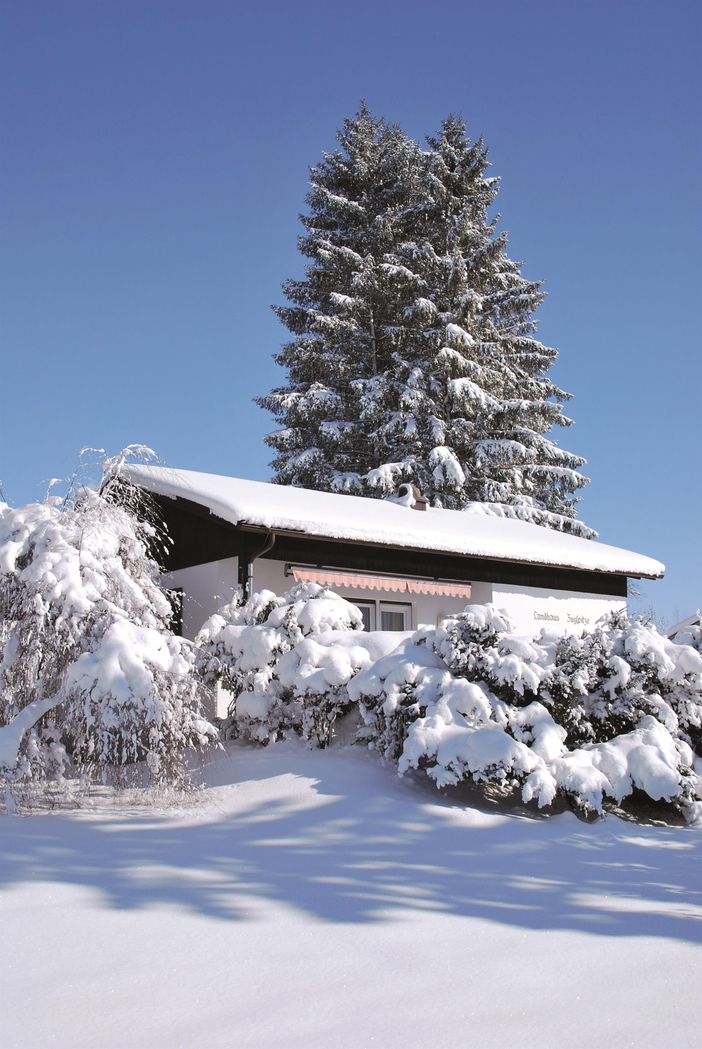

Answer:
[124,466,664,639]
[668,611,701,640]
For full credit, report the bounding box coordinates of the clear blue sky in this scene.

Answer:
[1,0,700,627]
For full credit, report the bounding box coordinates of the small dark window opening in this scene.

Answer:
[169,587,184,636]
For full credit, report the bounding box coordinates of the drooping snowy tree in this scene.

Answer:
[0,449,217,792]
[259,107,593,536]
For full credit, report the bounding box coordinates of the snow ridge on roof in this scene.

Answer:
[124,465,665,580]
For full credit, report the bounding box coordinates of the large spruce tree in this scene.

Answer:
[258,106,593,537]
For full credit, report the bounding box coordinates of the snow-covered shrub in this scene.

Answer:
[277,633,379,747]
[434,604,509,678]
[540,628,609,747]
[351,619,564,804]
[546,718,699,818]
[349,632,454,762]
[543,611,702,755]
[195,587,285,697]
[435,605,555,703]
[353,603,702,821]
[196,581,364,746]
[0,449,218,793]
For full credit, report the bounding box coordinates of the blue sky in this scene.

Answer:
[1,0,700,627]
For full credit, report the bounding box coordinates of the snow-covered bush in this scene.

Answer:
[545,717,699,818]
[277,633,381,746]
[196,581,365,746]
[349,632,455,762]
[196,587,285,698]
[0,449,217,794]
[351,616,564,804]
[352,604,702,822]
[435,604,555,703]
[543,611,702,755]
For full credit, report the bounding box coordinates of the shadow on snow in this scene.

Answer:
[1,746,700,942]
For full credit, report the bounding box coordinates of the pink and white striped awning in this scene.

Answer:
[290,566,472,599]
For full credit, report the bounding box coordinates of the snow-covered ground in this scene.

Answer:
[2,742,700,1049]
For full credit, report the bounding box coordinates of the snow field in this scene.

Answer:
[2,743,701,1049]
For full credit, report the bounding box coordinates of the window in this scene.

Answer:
[354,601,376,631]
[346,599,412,632]
[379,602,412,631]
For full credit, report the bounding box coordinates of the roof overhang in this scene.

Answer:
[122,465,665,582]
[145,492,631,598]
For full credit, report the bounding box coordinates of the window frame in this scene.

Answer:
[378,600,413,632]
[353,600,377,632]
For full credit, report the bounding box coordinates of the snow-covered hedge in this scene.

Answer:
[0,452,218,792]
[196,582,376,746]
[350,605,702,821]
[194,592,701,818]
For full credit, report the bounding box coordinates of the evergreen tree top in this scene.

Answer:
[257,104,594,540]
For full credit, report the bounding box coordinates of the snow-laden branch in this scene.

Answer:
[0,694,64,771]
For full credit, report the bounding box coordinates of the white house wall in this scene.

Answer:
[491,583,626,637]
[165,555,626,641]
[250,556,291,597]
[163,557,239,639]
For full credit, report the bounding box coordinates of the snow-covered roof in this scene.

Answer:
[124,465,665,580]
[668,611,701,638]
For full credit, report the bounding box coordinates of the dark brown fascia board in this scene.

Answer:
[238,526,629,597]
